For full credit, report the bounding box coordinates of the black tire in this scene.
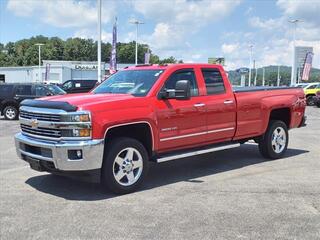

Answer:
[3,105,18,120]
[101,137,149,194]
[258,120,288,159]
[306,96,315,106]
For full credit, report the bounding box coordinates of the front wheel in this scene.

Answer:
[101,137,149,194]
[3,105,18,120]
[258,120,288,159]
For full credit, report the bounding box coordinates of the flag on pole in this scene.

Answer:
[109,17,117,74]
[144,48,150,64]
[301,52,313,81]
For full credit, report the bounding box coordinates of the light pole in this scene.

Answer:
[35,43,44,82]
[277,65,280,86]
[248,44,253,86]
[130,19,144,65]
[289,19,302,86]
[262,67,265,86]
[97,0,102,83]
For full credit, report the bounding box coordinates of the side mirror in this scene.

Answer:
[175,80,190,100]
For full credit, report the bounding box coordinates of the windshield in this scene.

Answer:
[47,85,66,95]
[93,70,164,96]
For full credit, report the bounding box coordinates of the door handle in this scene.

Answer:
[224,100,234,104]
[194,103,206,107]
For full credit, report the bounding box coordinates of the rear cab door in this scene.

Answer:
[13,84,34,103]
[196,65,236,143]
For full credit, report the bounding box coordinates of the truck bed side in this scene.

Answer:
[233,87,306,140]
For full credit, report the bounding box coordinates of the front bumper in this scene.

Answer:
[15,133,104,171]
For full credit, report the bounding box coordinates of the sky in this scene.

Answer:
[0,0,320,70]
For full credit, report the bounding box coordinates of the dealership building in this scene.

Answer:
[0,60,131,84]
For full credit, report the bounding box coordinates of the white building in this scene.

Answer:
[0,60,133,84]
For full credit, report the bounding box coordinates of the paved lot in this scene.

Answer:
[0,107,319,240]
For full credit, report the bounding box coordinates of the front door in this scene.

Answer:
[155,69,207,152]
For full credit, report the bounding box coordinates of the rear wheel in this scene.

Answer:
[3,105,18,120]
[101,137,149,194]
[306,96,315,106]
[258,120,288,159]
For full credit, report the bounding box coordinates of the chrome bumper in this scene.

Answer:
[15,133,104,171]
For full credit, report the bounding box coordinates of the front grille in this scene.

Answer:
[21,124,61,139]
[20,110,61,122]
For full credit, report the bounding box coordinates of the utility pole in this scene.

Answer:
[97,0,102,83]
[130,19,144,65]
[277,65,281,86]
[262,67,265,86]
[254,60,257,86]
[248,45,253,87]
[35,43,44,82]
[289,19,302,86]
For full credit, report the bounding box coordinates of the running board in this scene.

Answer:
[156,143,240,163]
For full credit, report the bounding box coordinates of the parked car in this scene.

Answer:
[0,83,65,120]
[314,91,320,108]
[303,82,320,105]
[15,64,306,194]
[60,80,98,93]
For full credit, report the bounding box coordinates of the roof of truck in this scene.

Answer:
[124,63,223,71]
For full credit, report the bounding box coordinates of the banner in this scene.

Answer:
[109,18,117,74]
[144,51,150,64]
[301,52,314,81]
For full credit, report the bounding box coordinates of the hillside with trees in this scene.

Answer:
[228,65,320,86]
[0,35,180,67]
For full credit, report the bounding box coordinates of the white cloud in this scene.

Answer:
[7,0,115,28]
[74,29,112,42]
[134,0,241,58]
[222,43,239,54]
[248,17,284,31]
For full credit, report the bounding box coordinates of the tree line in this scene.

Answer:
[0,35,181,67]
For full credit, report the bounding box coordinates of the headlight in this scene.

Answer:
[72,129,91,137]
[61,113,91,122]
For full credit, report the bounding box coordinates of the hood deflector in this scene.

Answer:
[21,99,77,112]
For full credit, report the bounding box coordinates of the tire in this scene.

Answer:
[306,96,315,106]
[258,120,288,159]
[3,105,18,120]
[101,137,149,194]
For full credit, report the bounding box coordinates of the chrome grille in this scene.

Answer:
[21,124,61,139]
[20,110,61,122]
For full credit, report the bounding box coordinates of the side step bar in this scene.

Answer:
[156,143,240,163]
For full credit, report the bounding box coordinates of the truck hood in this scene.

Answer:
[41,93,136,110]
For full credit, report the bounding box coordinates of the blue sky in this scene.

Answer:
[1,0,319,69]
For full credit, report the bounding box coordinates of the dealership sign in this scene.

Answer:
[74,64,98,70]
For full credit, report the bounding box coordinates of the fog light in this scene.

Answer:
[76,150,82,158]
[68,149,83,160]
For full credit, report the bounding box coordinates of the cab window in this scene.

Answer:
[35,85,50,96]
[201,68,225,95]
[164,69,199,97]
[15,85,32,95]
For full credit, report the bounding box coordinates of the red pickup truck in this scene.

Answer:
[15,64,306,194]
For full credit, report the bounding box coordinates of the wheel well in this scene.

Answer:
[1,101,18,115]
[306,94,315,98]
[269,108,291,128]
[104,123,153,157]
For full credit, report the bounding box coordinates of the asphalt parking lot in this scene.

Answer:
[0,107,319,240]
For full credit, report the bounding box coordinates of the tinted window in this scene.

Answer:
[164,69,199,96]
[201,69,225,95]
[0,85,13,96]
[62,81,73,90]
[15,85,32,95]
[35,85,50,96]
